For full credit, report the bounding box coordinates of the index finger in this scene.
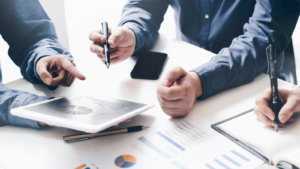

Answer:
[255,88,275,120]
[89,30,107,43]
[157,85,186,100]
[61,57,86,80]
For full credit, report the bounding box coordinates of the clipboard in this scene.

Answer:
[211,108,269,163]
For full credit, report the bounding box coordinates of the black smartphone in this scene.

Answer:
[131,52,168,80]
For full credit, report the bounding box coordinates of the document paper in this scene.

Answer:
[81,113,264,169]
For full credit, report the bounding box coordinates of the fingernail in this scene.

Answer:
[279,115,288,123]
[267,115,274,121]
[109,40,114,45]
[162,79,171,86]
[45,77,51,85]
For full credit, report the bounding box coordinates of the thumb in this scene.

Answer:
[278,97,298,123]
[108,29,126,48]
[162,66,187,87]
[37,65,53,85]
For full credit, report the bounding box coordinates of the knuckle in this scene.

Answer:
[285,107,295,114]
[170,67,181,74]
[113,35,120,40]
[65,64,74,70]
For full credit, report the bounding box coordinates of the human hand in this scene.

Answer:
[89,27,136,65]
[157,66,203,117]
[38,121,60,127]
[36,55,86,87]
[254,87,300,127]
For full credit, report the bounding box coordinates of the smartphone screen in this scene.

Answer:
[130,52,168,80]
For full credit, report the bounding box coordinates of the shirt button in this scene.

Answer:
[205,14,209,19]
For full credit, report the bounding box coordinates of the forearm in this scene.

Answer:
[118,0,169,53]
[0,84,51,128]
[0,0,73,84]
[26,38,73,84]
[192,0,299,99]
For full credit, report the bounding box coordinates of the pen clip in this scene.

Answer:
[266,46,270,75]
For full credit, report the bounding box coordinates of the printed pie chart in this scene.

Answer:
[115,155,137,168]
[55,105,93,115]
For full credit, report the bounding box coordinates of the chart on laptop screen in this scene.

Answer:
[55,105,93,115]
[23,96,147,125]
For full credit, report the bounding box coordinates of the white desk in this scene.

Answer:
[0,33,294,169]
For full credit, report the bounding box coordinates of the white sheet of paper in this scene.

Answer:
[80,113,264,169]
[79,149,100,169]
[218,111,300,165]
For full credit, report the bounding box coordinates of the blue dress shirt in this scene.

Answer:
[118,0,300,99]
[0,0,72,128]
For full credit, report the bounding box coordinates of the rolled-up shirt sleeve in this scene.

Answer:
[0,0,73,87]
[191,0,300,99]
[0,84,50,129]
[118,0,169,53]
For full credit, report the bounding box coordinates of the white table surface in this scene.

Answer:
[0,34,294,169]
[0,3,295,166]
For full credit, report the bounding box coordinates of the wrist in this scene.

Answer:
[125,27,137,50]
[38,121,47,126]
[189,72,203,98]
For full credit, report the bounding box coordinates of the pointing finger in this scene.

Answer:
[89,30,107,43]
[255,88,275,120]
[61,57,86,80]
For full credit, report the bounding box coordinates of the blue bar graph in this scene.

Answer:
[231,150,250,162]
[138,136,171,159]
[214,159,231,169]
[222,155,241,167]
[205,164,215,169]
[156,131,186,151]
[172,160,189,169]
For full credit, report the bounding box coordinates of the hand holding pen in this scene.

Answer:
[254,44,300,130]
[89,25,136,65]
[254,87,300,128]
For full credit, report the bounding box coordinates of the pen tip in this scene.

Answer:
[106,63,110,69]
[275,124,279,132]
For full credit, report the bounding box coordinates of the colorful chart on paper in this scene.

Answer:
[115,155,137,168]
[55,105,93,115]
[75,164,90,169]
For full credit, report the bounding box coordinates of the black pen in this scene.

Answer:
[63,125,148,143]
[102,22,110,69]
[266,44,280,132]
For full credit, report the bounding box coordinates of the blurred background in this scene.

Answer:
[0,0,299,84]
